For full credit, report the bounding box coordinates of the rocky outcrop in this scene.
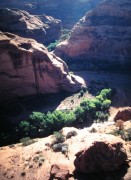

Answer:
[0,0,102,29]
[0,127,130,180]
[55,0,131,72]
[74,141,127,173]
[0,32,85,103]
[0,8,61,45]
[50,164,69,180]
[114,107,131,122]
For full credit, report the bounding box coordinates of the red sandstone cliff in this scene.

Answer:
[0,8,62,45]
[0,0,102,29]
[0,32,85,103]
[54,0,131,72]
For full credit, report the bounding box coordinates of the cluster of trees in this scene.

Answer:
[47,29,71,51]
[17,88,112,139]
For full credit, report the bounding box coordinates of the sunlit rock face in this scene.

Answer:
[0,0,102,29]
[0,126,129,180]
[0,8,62,45]
[0,32,85,103]
[54,0,131,72]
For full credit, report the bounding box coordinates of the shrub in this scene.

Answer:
[39,157,45,162]
[33,154,45,165]
[52,131,65,145]
[102,99,111,109]
[20,137,36,146]
[64,111,76,125]
[21,172,26,176]
[89,127,97,133]
[79,89,84,97]
[47,40,59,51]
[66,130,77,139]
[74,106,84,123]
[52,143,68,153]
[38,161,43,167]
[33,156,39,162]
[125,128,131,141]
[115,120,124,130]
[60,29,71,41]
[95,111,109,122]
[19,121,30,136]
[96,95,104,102]
[99,88,112,99]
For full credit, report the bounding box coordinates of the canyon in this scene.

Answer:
[55,0,131,72]
[0,0,102,29]
[0,0,131,179]
[0,32,85,103]
[0,8,61,45]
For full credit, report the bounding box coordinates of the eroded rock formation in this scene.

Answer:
[0,0,102,29]
[0,8,61,45]
[0,32,85,103]
[55,0,131,72]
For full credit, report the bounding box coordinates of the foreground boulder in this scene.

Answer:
[0,8,61,45]
[55,0,131,72]
[114,107,131,122]
[74,141,127,173]
[0,32,85,103]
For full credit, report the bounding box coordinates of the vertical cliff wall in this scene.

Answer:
[0,32,85,103]
[54,0,131,72]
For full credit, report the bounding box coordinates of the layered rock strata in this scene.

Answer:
[0,32,85,103]
[0,8,61,45]
[0,0,102,29]
[55,0,131,72]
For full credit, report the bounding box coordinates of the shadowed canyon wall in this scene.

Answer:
[0,8,62,45]
[0,0,102,29]
[54,0,131,72]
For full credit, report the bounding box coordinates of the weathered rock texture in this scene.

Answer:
[55,0,131,72]
[0,0,102,29]
[0,32,85,103]
[74,141,127,173]
[0,8,61,45]
[0,127,130,180]
[50,164,69,180]
[114,107,131,122]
